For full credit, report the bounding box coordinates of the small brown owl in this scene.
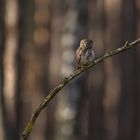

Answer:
[76,39,95,70]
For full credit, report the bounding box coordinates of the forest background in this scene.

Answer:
[0,0,140,140]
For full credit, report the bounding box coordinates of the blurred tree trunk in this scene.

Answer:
[135,1,140,140]
[87,0,105,140]
[31,0,51,139]
[103,0,122,140]
[119,1,138,140]
[46,0,65,139]
[18,0,51,140]
[53,0,88,140]
[2,0,19,139]
[0,0,5,139]
[17,1,34,139]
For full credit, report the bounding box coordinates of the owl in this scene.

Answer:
[76,39,95,70]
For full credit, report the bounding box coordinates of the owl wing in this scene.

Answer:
[76,48,82,69]
[76,48,82,65]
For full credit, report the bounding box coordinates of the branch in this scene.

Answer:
[20,38,140,140]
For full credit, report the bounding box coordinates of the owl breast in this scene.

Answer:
[83,49,95,64]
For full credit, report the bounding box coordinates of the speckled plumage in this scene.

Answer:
[76,39,95,69]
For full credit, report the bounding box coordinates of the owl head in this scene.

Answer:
[80,39,93,49]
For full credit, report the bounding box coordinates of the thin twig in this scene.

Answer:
[20,38,140,140]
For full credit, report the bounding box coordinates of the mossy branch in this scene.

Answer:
[20,38,140,140]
